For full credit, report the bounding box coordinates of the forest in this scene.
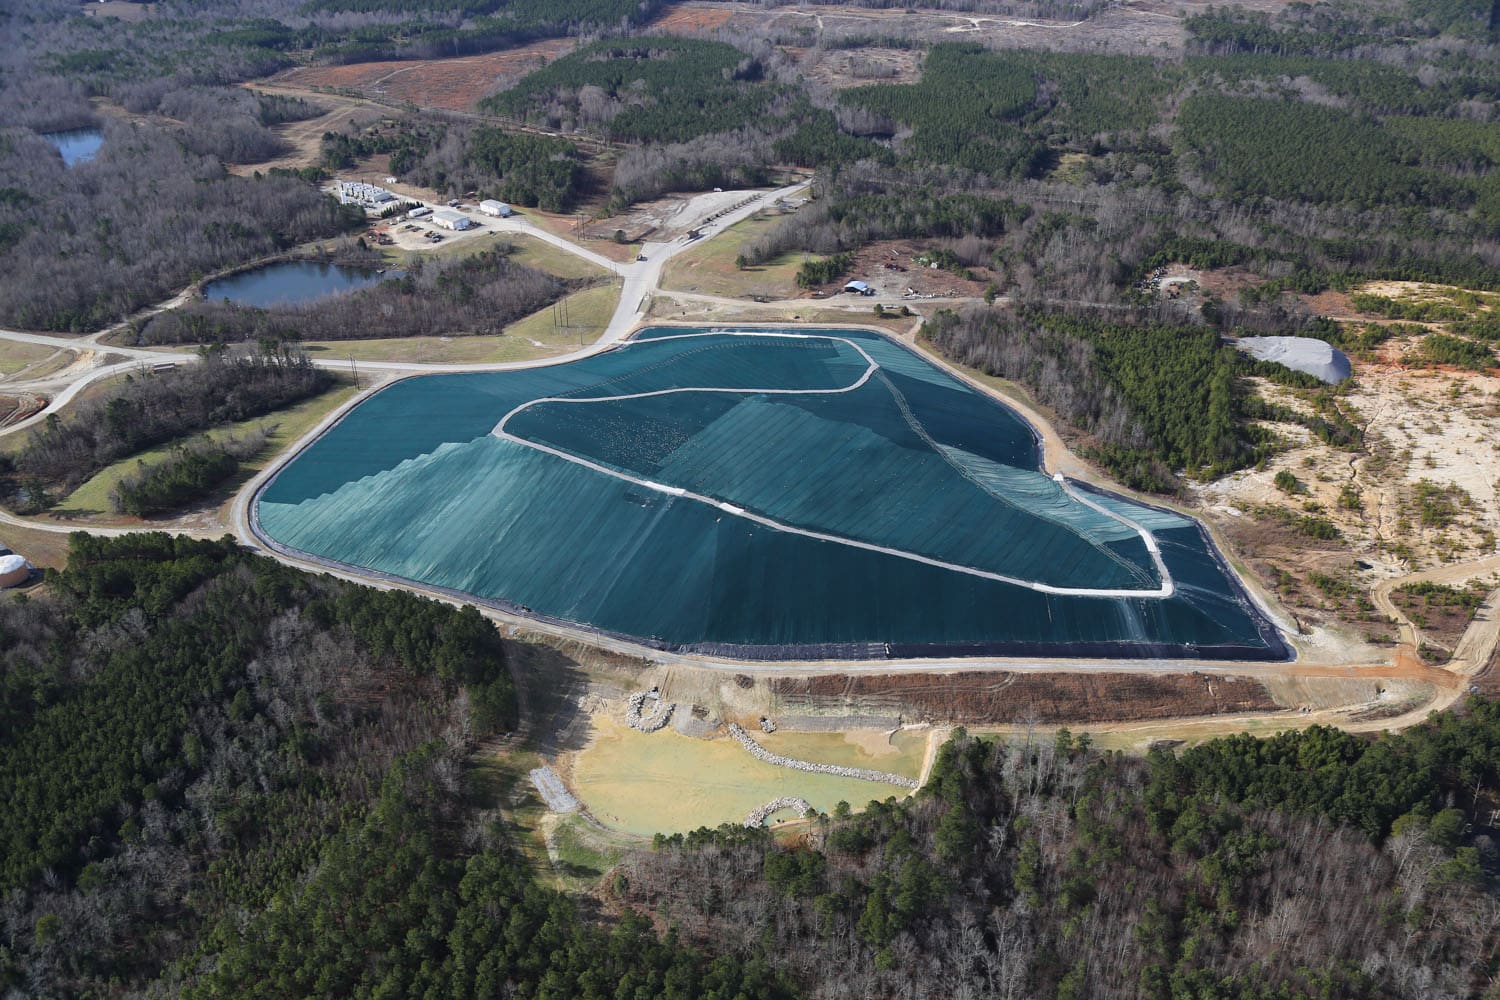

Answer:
[921,306,1278,491]
[0,123,359,332]
[2,347,332,507]
[0,534,788,997]
[109,429,269,517]
[130,247,574,346]
[626,712,1500,998]
[323,121,589,211]
[5,536,1499,998]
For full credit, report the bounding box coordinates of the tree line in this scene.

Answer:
[3,347,332,506]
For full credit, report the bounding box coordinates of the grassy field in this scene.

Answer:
[48,379,360,521]
[299,284,619,365]
[570,716,916,837]
[0,343,67,377]
[0,521,75,570]
[660,212,808,300]
[505,233,612,281]
[382,230,609,282]
[757,729,927,779]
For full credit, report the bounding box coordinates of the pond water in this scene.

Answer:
[255,326,1287,660]
[44,128,103,166]
[202,260,402,308]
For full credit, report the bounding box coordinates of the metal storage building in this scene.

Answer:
[479,200,512,217]
[432,209,475,231]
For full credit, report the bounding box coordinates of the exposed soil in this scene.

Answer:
[648,5,738,33]
[769,671,1280,725]
[817,240,998,300]
[793,46,924,89]
[271,38,575,113]
[1391,584,1494,661]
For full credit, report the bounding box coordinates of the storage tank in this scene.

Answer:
[0,553,31,588]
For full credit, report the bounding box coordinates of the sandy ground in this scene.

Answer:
[1198,364,1500,608]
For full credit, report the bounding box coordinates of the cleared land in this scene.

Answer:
[660,211,808,300]
[0,343,67,378]
[568,715,915,836]
[268,38,575,113]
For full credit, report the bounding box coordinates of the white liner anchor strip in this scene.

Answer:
[492,332,1175,599]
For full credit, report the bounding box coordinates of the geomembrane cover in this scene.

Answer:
[254,327,1287,660]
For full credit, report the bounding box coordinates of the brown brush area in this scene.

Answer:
[770,670,1279,724]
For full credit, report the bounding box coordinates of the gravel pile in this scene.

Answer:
[728,723,919,788]
[626,691,675,732]
[528,766,579,813]
[744,797,812,828]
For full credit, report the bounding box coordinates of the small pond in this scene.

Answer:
[45,128,103,167]
[202,260,403,309]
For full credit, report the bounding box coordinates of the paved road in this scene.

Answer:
[0,182,810,419]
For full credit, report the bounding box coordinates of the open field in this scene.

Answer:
[268,38,575,113]
[47,380,359,525]
[568,715,914,837]
[502,233,612,281]
[0,343,66,378]
[660,211,808,300]
[270,284,617,365]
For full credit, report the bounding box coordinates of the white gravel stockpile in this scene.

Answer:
[1235,336,1351,384]
[529,766,579,813]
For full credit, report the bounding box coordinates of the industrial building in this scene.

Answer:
[432,209,475,231]
[479,200,512,217]
[334,180,398,210]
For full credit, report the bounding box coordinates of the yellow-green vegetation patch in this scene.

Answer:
[756,729,928,780]
[571,716,915,837]
[1047,151,1094,184]
[504,233,612,281]
[0,343,67,377]
[502,283,619,348]
[302,335,555,365]
[0,521,73,570]
[50,380,358,520]
[661,212,808,300]
[549,814,636,886]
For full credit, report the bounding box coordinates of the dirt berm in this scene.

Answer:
[770,671,1279,725]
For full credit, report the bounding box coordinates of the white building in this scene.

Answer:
[479,199,512,218]
[334,180,398,209]
[432,209,474,231]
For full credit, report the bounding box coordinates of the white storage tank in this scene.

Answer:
[0,553,31,588]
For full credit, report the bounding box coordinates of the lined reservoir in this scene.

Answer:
[44,128,103,166]
[255,326,1286,660]
[202,260,401,308]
